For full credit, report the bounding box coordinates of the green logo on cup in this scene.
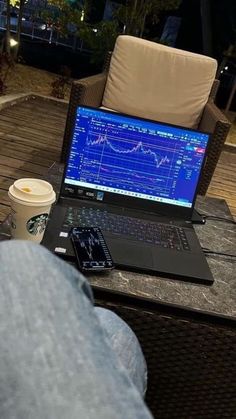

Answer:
[27,213,48,236]
[11,221,16,229]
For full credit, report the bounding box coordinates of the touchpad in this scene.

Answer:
[106,238,153,268]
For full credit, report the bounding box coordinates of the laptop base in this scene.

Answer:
[43,203,214,286]
[191,209,206,224]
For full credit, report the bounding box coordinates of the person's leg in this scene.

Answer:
[0,240,152,419]
[95,307,147,397]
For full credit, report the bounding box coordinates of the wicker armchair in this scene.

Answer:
[94,287,236,419]
[61,37,231,195]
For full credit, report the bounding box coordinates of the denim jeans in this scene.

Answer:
[0,240,152,419]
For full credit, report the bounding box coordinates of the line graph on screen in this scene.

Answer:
[79,231,100,260]
[80,129,182,195]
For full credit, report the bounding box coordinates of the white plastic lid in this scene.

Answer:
[8,178,56,206]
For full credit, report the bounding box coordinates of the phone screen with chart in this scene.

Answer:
[70,227,114,271]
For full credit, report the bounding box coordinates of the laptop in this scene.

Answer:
[43,105,214,285]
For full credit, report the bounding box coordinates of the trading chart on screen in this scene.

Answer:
[65,107,209,207]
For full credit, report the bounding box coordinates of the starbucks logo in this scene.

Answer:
[27,213,48,236]
[11,221,16,229]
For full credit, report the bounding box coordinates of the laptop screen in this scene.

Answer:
[64,106,210,209]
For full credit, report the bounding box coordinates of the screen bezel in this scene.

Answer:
[60,105,211,220]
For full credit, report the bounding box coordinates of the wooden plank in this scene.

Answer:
[18,101,68,115]
[212,168,236,180]
[19,97,68,108]
[1,99,67,112]
[4,100,68,112]
[3,105,67,119]
[215,174,236,185]
[209,178,235,194]
[0,139,58,164]
[6,107,68,122]
[0,123,63,140]
[0,98,66,224]
[0,107,66,119]
[0,165,43,179]
[0,114,66,135]
[218,151,236,165]
[208,150,236,217]
[0,105,67,117]
[207,187,236,201]
[216,163,236,172]
[0,101,67,147]
[0,203,10,222]
[0,117,65,134]
[0,125,15,135]
[0,133,61,154]
[213,166,236,177]
[0,189,10,206]
[212,166,236,177]
[15,128,63,144]
[0,156,47,176]
[0,176,17,190]
[0,122,66,139]
[228,204,236,213]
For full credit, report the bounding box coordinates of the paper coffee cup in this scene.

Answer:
[8,178,56,243]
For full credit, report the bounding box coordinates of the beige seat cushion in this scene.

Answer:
[102,35,217,128]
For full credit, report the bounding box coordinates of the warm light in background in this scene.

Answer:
[10,38,18,47]
[10,0,28,7]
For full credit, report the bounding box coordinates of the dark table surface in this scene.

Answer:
[43,163,236,319]
[2,164,235,319]
[86,196,235,319]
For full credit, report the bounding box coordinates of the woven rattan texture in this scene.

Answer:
[96,299,236,419]
[199,117,231,195]
[103,51,112,72]
[60,73,108,162]
[209,80,220,101]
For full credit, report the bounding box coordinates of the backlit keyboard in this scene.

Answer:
[63,207,190,251]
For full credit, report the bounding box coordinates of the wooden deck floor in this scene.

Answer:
[0,97,67,221]
[0,96,235,221]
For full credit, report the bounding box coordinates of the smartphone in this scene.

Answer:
[70,227,115,272]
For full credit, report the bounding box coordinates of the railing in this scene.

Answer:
[0,3,86,51]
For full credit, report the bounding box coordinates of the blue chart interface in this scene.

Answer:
[65,107,209,207]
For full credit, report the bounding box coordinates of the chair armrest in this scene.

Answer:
[199,101,230,133]
[198,101,231,195]
[60,72,108,162]
[72,72,108,108]
[209,79,220,101]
